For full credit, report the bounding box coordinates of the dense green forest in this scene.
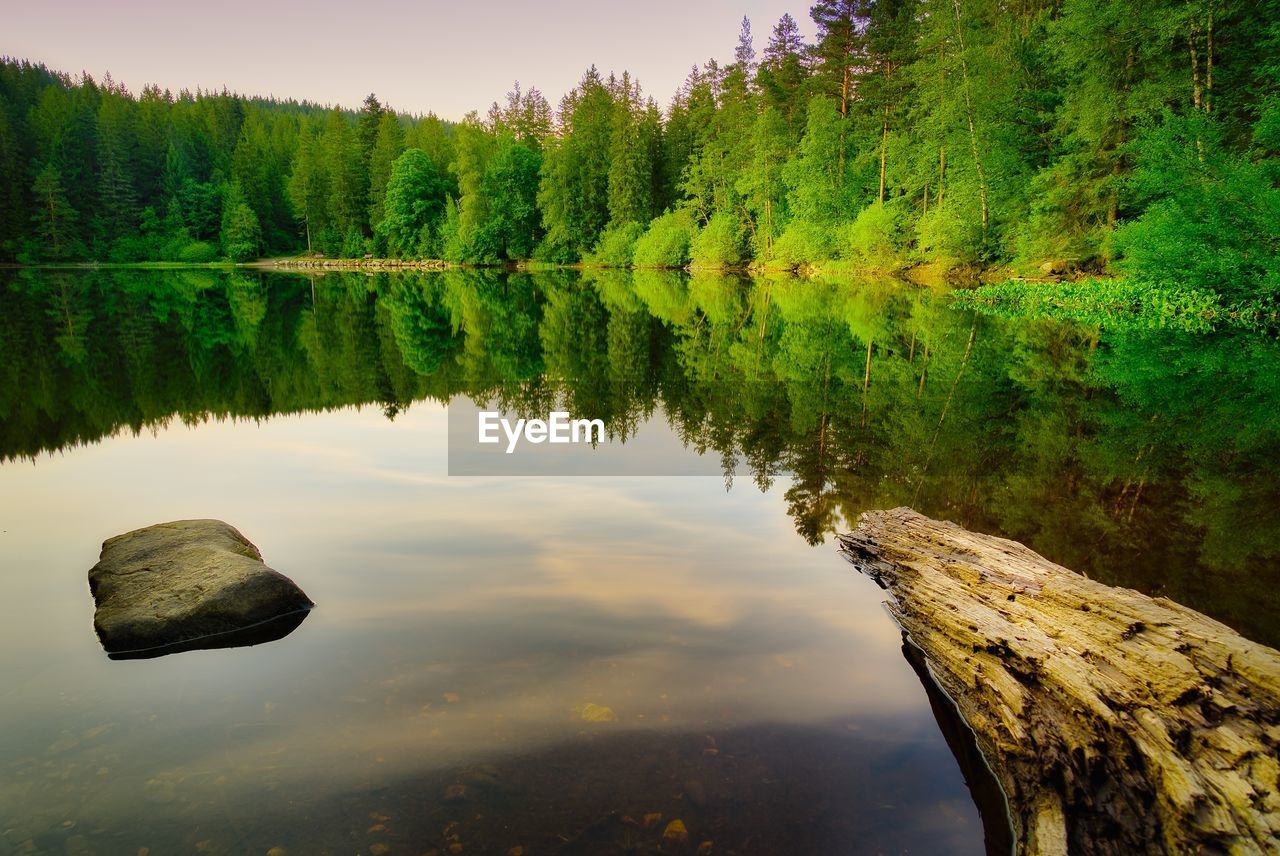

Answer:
[2,0,1278,294]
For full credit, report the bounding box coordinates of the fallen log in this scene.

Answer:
[838,508,1280,855]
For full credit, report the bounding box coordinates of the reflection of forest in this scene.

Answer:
[3,269,1277,645]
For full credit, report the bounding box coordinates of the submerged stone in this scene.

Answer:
[87,519,313,659]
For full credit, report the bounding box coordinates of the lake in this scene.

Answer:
[1,268,1276,855]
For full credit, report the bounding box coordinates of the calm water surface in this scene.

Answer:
[1,268,1277,855]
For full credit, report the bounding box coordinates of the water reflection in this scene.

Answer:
[2,268,1276,643]
[102,609,312,661]
[1,267,1277,854]
[0,406,979,853]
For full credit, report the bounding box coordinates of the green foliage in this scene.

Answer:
[953,279,1275,332]
[586,221,644,267]
[841,201,907,269]
[29,163,80,260]
[1115,112,1280,301]
[772,219,838,267]
[633,211,696,268]
[2,0,1279,289]
[6,267,1280,644]
[477,139,542,260]
[914,204,983,267]
[340,225,367,259]
[219,182,262,262]
[691,211,747,268]
[176,240,218,264]
[376,148,446,258]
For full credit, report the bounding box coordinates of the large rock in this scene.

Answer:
[88,519,313,659]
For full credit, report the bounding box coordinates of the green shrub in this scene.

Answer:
[690,211,746,268]
[340,225,366,259]
[840,202,907,269]
[586,222,644,267]
[914,204,982,266]
[177,241,218,263]
[771,219,837,267]
[633,211,696,268]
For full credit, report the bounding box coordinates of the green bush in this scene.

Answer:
[690,211,746,268]
[914,204,982,266]
[1115,111,1280,301]
[586,222,644,267]
[177,241,218,263]
[840,202,907,269]
[633,211,696,268]
[340,225,366,259]
[771,219,837,267]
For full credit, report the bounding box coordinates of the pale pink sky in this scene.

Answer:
[4,1,815,120]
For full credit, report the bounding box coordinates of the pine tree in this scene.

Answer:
[606,72,654,226]
[732,16,758,89]
[96,90,139,244]
[287,126,329,253]
[322,108,365,246]
[759,14,810,128]
[220,180,261,261]
[31,163,78,259]
[368,110,405,250]
[810,1,863,118]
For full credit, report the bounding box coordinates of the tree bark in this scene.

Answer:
[1206,1,1215,113]
[1190,23,1203,111]
[838,508,1280,855]
[879,65,892,204]
[952,0,989,242]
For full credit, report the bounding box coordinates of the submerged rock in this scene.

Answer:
[88,519,313,659]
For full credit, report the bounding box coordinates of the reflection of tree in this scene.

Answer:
[384,274,458,378]
[2,268,1278,644]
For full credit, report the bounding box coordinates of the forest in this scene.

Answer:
[1,0,1278,301]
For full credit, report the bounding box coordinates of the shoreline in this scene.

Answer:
[1,255,1091,286]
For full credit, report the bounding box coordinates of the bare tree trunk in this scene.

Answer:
[917,342,930,398]
[839,509,1280,856]
[861,337,873,427]
[913,318,976,506]
[1206,1,1214,112]
[1189,23,1203,111]
[937,46,947,211]
[938,146,946,209]
[878,65,892,204]
[952,0,989,243]
[763,196,773,258]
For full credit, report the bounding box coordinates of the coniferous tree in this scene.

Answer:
[220,180,261,261]
[30,163,79,259]
[368,111,405,252]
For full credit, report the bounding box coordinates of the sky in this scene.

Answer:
[3,0,815,120]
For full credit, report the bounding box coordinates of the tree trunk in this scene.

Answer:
[952,0,989,243]
[1190,23,1203,111]
[1206,1,1215,113]
[861,337,873,427]
[838,508,1280,855]
[879,65,891,205]
[938,146,946,210]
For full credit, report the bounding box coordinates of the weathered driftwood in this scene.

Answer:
[838,508,1280,855]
